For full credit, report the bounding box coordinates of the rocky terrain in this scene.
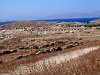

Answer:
[0,20,100,75]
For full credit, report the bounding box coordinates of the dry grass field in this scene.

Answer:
[0,21,100,75]
[0,39,100,75]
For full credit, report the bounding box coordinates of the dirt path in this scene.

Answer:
[3,46,100,75]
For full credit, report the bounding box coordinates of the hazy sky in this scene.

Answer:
[0,0,100,20]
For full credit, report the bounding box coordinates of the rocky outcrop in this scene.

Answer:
[41,47,62,54]
[18,45,39,50]
[0,49,17,56]
[14,47,63,60]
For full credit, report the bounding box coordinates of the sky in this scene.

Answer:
[0,0,100,21]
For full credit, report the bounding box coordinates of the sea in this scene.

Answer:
[39,17,100,23]
[0,21,15,25]
[0,17,100,25]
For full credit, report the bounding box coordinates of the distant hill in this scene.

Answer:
[89,19,100,25]
[1,18,100,29]
[0,20,4,22]
[0,20,55,29]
